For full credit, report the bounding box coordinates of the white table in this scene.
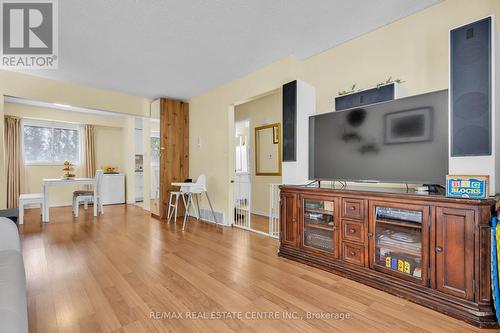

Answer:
[42,178,97,222]
[171,182,218,227]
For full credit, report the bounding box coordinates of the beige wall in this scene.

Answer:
[0,70,150,116]
[95,126,124,170]
[4,103,127,127]
[5,103,126,205]
[256,128,279,174]
[189,56,298,224]
[189,0,500,224]
[1,0,497,216]
[235,92,282,216]
[0,70,151,208]
[299,0,500,115]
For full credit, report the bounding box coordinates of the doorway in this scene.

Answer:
[233,119,251,230]
[232,90,282,237]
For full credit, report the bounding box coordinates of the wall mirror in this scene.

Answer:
[255,123,281,176]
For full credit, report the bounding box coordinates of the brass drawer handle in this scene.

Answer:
[349,206,356,210]
[350,251,356,256]
[435,246,443,253]
[349,228,356,234]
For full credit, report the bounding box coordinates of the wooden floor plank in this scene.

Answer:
[19,205,500,333]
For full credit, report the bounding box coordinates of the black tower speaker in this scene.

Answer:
[450,17,492,156]
[282,80,297,161]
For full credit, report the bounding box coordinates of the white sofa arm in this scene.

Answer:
[0,217,21,252]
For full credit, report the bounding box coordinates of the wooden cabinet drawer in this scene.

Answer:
[343,220,364,243]
[342,242,364,266]
[342,198,364,220]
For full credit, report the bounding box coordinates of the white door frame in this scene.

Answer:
[233,118,252,230]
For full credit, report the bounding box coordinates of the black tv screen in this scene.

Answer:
[309,90,449,185]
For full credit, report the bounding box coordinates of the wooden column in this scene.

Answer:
[159,98,189,219]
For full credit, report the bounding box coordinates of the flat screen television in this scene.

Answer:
[309,90,449,185]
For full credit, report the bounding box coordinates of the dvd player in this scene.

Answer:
[376,207,422,224]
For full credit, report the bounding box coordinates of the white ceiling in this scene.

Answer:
[17,0,441,99]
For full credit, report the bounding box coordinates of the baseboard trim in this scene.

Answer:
[251,210,269,218]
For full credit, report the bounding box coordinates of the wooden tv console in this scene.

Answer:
[278,185,497,328]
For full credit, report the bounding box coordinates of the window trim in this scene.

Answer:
[22,119,82,166]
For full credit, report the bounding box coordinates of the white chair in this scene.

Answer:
[18,193,45,225]
[167,191,179,223]
[182,175,218,231]
[167,180,195,224]
[72,170,104,217]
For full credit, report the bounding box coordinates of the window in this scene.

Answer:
[23,121,80,164]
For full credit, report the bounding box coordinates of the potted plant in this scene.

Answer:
[375,76,405,88]
[335,77,405,111]
[337,83,360,96]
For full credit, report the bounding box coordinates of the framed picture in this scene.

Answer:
[445,175,489,199]
[273,125,279,144]
[384,107,433,144]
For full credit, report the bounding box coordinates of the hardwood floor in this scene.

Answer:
[250,213,269,234]
[19,205,499,333]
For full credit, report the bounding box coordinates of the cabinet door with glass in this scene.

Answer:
[369,201,429,286]
[300,195,340,258]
